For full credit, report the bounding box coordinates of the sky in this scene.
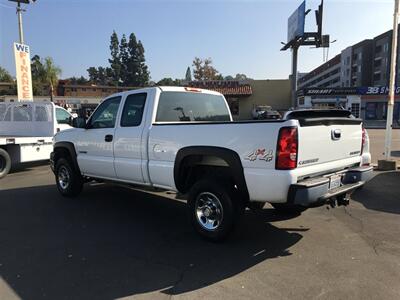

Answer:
[0,0,395,82]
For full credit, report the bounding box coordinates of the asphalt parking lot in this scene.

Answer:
[0,163,399,300]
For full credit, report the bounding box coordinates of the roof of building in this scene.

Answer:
[62,84,139,89]
[186,80,252,96]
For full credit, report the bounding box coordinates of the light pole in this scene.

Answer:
[8,0,36,44]
[384,0,399,160]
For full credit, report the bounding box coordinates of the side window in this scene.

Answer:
[56,108,71,124]
[88,96,121,129]
[120,93,147,127]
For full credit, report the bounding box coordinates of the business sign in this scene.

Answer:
[14,42,33,101]
[287,1,306,43]
[300,86,400,96]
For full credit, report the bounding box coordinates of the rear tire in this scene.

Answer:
[271,203,307,215]
[55,158,83,197]
[188,179,243,242]
[0,148,11,179]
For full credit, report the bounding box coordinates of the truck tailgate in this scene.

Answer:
[297,124,362,167]
[287,110,363,168]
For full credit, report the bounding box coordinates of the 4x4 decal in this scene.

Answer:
[245,149,274,162]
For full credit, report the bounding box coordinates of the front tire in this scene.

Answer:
[0,148,11,179]
[55,158,83,197]
[188,179,243,242]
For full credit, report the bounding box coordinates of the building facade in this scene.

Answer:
[297,87,400,128]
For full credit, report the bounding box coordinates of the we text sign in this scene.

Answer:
[14,43,33,101]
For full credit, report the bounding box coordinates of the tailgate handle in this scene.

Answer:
[331,129,341,140]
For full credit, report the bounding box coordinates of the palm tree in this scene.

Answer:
[43,57,61,102]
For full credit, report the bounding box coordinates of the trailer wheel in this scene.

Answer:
[0,148,11,179]
[188,178,244,242]
[55,158,83,197]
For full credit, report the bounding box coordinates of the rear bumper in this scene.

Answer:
[287,165,373,207]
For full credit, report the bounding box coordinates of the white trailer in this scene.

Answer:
[0,101,73,178]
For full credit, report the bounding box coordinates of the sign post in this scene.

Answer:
[281,0,328,109]
[14,42,33,101]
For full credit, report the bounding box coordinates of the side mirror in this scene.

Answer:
[72,117,86,128]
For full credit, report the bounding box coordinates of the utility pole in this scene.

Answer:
[9,0,36,44]
[384,0,399,160]
[16,1,25,44]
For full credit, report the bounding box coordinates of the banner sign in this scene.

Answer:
[287,1,306,43]
[14,42,33,101]
[300,87,400,96]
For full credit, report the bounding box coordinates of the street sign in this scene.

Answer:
[13,42,33,101]
[287,1,306,43]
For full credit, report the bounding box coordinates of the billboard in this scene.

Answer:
[287,1,306,43]
[14,42,33,101]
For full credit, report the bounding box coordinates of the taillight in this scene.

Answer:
[361,127,366,154]
[276,127,298,170]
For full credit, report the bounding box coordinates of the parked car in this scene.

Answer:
[252,105,281,120]
[51,87,373,241]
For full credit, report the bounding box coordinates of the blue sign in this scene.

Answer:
[287,1,306,43]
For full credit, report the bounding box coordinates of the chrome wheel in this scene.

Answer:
[195,192,224,231]
[58,165,70,190]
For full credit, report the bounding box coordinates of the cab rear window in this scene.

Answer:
[156,92,231,122]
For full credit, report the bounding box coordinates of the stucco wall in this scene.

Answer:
[238,79,291,120]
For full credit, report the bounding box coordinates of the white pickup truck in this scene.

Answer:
[51,87,373,240]
[0,101,73,178]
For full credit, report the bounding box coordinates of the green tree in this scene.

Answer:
[31,55,45,96]
[119,34,129,85]
[108,30,121,86]
[192,57,220,81]
[156,78,181,86]
[43,57,62,102]
[185,67,192,81]
[136,40,150,86]
[87,31,150,87]
[66,76,89,85]
[0,66,13,82]
[87,67,99,83]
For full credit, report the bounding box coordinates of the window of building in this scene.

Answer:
[155,92,231,122]
[373,73,381,81]
[383,43,389,52]
[81,88,86,92]
[375,45,382,53]
[120,93,147,127]
[226,98,239,116]
[346,57,350,65]
[374,59,382,68]
[351,103,360,118]
[365,102,387,120]
[92,88,97,92]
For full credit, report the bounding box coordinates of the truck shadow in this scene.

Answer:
[352,171,400,215]
[0,184,303,299]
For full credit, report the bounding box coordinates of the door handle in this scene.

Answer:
[105,134,113,142]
